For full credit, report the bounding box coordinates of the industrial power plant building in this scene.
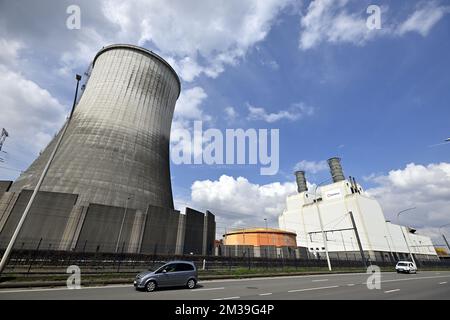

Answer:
[279,158,438,263]
[0,44,215,255]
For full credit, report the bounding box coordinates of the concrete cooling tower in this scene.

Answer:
[0,45,216,255]
[11,44,180,211]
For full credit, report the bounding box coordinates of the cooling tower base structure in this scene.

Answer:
[0,45,215,255]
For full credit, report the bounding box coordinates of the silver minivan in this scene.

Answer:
[134,261,198,292]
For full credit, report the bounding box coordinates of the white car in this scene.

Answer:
[395,261,417,274]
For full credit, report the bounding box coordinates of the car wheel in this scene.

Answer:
[145,280,157,292]
[186,279,196,289]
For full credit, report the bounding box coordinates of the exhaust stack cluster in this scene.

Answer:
[295,157,360,194]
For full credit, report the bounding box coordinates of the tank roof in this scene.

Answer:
[224,228,297,236]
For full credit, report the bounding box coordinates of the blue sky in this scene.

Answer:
[0,0,449,241]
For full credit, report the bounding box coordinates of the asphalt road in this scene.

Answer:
[0,271,449,300]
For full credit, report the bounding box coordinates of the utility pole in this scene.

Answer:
[397,207,417,265]
[439,223,450,254]
[384,236,393,261]
[0,74,82,275]
[313,179,333,271]
[317,204,332,271]
[443,235,450,254]
[400,226,416,266]
[349,211,367,268]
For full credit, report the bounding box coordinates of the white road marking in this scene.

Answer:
[0,284,132,294]
[191,287,224,292]
[213,296,240,300]
[347,284,355,286]
[312,279,329,282]
[259,293,273,296]
[439,282,447,285]
[380,275,450,284]
[202,272,376,284]
[384,289,400,293]
[288,285,339,293]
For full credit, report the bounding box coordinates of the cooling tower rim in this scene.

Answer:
[93,44,181,98]
[327,157,342,163]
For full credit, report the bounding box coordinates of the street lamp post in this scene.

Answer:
[384,236,393,261]
[397,207,417,265]
[0,74,82,276]
[264,218,268,258]
[313,179,333,271]
[115,196,133,253]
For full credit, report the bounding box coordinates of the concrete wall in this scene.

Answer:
[0,190,78,250]
[0,181,12,199]
[203,210,216,256]
[0,189,216,255]
[183,207,205,255]
[140,205,180,255]
[74,203,138,253]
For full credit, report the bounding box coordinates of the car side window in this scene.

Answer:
[165,264,178,273]
[174,263,193,272]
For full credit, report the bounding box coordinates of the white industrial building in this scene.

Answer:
[279,158,438,263]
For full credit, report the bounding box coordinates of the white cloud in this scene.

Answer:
[99,0,293,82]
[247,102,314,123]
[170,86,210,162]
[299,0,449,50]
[0,65,66,179]
[0,38,24,67]
[1,0,293,82]
[366,162,450,243]
[294,160,329,174]
[190,175,296,230]
[396,1,450,37]
[173,87,208,121]
[299,0,377,50]
[224,106,238,122]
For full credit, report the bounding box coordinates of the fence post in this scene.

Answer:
[117,241,125,273]
[152,244,158,269]
[27,238,42,275]
[11,242,25,271]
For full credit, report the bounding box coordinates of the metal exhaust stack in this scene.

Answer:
[352,177,360,194]
[295,171,308,193]
[349,176,355,193]
[327,157,345,183]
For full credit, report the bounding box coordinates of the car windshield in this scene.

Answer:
[397,262,408,266]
